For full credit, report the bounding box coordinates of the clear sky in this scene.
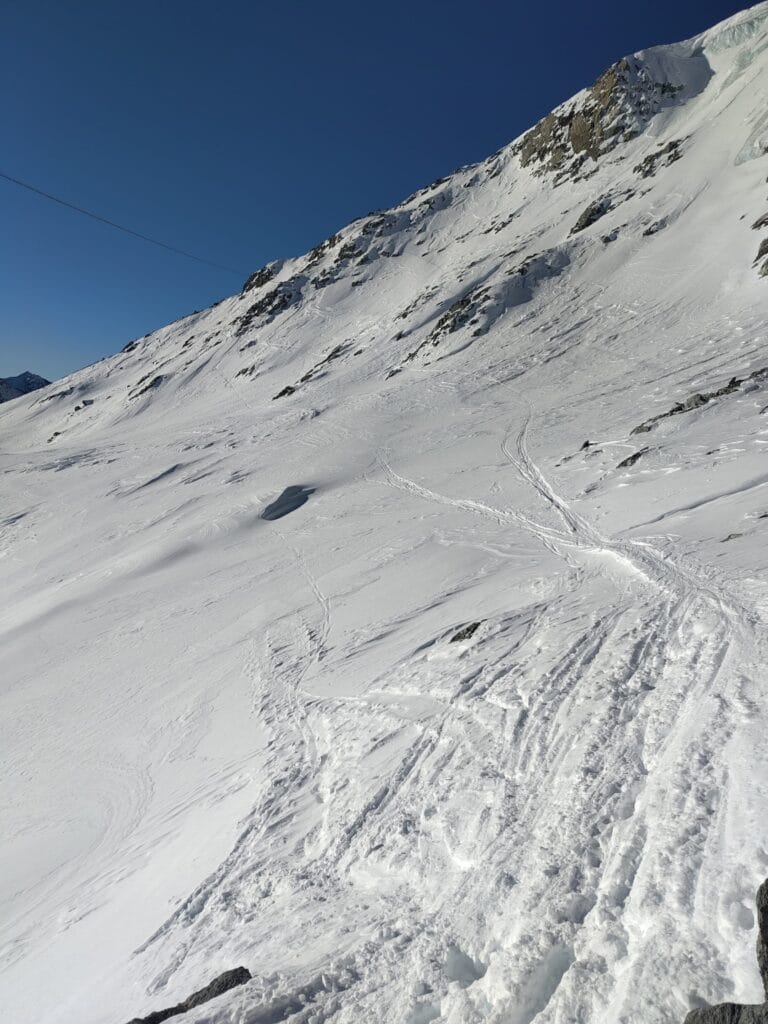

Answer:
[2,0,751,380]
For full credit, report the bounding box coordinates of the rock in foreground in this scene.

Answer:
[685,881,768,1024]
[125,967,251,1024]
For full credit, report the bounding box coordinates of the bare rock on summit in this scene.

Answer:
[516,57,685,183]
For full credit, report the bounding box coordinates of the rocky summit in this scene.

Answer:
[0,370,50,403]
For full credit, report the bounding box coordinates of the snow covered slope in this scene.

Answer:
[3,6,768,1023]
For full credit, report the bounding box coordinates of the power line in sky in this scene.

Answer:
[0,170,245,277]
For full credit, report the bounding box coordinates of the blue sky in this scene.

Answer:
[2,0,749,380]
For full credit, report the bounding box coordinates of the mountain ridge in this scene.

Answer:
[0,370,51,404]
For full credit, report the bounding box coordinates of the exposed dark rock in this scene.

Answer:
[516,57,683,182]
[337,241,362,262]
[571,197,612,234]
[758,879,768,999]
[398,286,439,320]
[361,215,386,235]
[752,213,768,231]
[241,263,278,294]
[129,375,166,400]
[686,1006,768,1023]
[684,880,768,1023]
[617,447,649,468]
[236,276,305,336]
[755,238,768,264]
[760,260,768,279]
[184,968,251,1010]
[298,343,349,383]
[36,386,74,404]
[482,210,520,235]
[125,966,251,1024]
[450,622,482,643]
[403,287,490,363]
[426,289,490,345]
[634,139,684,178]
[236,364,257,378]
[312,241,366,289]
[272,343,351,398]
[643,219,667,237]
[306,233,341,266]
[631,371,768,434]
[406,249,569,364]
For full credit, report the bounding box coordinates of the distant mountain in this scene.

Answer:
[0,370,50,403]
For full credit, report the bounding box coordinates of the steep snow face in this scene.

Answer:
[3,6,768,1024]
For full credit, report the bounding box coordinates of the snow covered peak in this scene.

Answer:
[514,1,768,183]
[515,54,698,182]
[694,0,768,52]
[3,3,765,437]
[0,370,50,403]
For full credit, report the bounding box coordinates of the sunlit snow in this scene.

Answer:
[3,5,768,1023]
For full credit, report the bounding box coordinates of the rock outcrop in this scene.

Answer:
[759,879,768,1001]
[632,367,768,434]
[125,966,251,1024]
[570,197,612,234]
[515,57,683,184]
[684,880,768,1024]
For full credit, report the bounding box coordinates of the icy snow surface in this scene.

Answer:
[3,6,768,1023]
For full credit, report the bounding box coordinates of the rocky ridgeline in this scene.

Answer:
[514,57,682,184]
[235,196,457,345]
[685,880,768,1024]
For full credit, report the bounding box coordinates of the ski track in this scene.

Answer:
[361,412,757,1022]
[127,408,760,1023]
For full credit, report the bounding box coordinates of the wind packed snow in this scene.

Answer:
[3,6,768,1023]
